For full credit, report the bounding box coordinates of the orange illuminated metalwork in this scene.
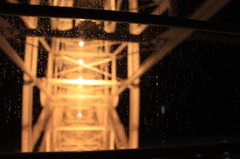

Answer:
[0,0,232,153]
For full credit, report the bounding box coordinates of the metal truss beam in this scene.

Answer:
[0,35,51,98]
[115,0,232,96]
[129,0,169,35]
[56,126,105,131]
[0,3,240,35]
[22,29,143,42]
[47,79,118,85]
[127,42,140,148]
[55,94,110,99]
[39,37,51,52]
[112,43,128,56]
[0,35,55,152]
[1,16,144,42]
[59,56,114,79]
[21,36,38,152]
[58,51,112,57]
[109,108,128,149]
[6,0,39,29]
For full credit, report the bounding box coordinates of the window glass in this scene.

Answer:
[0,1,239,158]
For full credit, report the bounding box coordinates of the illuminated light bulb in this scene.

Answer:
[79,41,84,47]
[78,59,84,64]
[77,113,82,117]
[78,77,83,80]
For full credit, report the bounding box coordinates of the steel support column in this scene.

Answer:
[127,43,140,148]
[21,36,38,152]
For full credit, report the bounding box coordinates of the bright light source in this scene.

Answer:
[77,77,83,81]
[79,41,84,47]
[77,77,83,88]
[77,113,82,117]
[78,59,84,64]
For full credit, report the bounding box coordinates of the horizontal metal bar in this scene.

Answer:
[58,51,112,57]
[24,29,143,42]
[54,102,109,108]
[47,78,117,85]
[0,3,240,35]
[0,141,239,159]
[114,0,233,96]
[56,94,110,99]
[56,126,105,131]
[2,15,144,41]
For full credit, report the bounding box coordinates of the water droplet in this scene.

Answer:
[161,106,165,114]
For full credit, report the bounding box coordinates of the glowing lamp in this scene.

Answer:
[78,59,84,64]
[77,113,82,117]
[77,77,83,81]
[79,41,84,47]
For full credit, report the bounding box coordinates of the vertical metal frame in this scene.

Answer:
[21,36,38,152]
[0,0,231,153]
[127,42,140,148]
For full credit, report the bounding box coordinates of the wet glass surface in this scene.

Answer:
[0,0,240,156]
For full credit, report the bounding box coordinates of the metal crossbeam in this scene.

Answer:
[115,0,232,96]
[0,0,232,153]
[0,3,239,35]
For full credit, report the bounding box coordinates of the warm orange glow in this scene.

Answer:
[78,59,84,64]
[77,113,82,118]
[77,77,83,81]
[47,78,117,85]
[79,41,84,47]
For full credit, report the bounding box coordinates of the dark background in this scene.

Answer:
[1,0,240,152]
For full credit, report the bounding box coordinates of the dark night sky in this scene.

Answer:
[1,0,240,152]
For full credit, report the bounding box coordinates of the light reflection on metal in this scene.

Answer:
[30,30,139,151]
[2,0,230,153]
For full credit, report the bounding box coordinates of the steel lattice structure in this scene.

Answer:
[0,0,232,152]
